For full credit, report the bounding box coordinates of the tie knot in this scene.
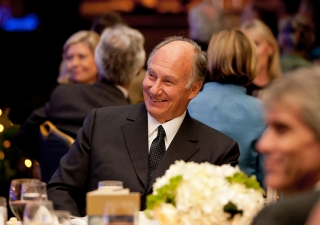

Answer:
[157,125,166,139]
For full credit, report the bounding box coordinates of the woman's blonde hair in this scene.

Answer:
[240,19,282,80]
[207,28,258,86]
[58,30,100,84]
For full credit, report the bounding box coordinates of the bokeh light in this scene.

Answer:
[3,140,11,148]
[0,151,4,160]
[25,159,32,168]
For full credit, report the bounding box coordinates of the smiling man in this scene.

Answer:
[47,36,240,216]
[252,66,320,225]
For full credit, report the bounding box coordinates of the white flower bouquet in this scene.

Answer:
[145,161,265,225]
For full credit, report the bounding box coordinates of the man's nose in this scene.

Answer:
[256,128,273,154]
[150,80,163,94]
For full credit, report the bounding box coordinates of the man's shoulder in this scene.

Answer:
[94,103,144,116]
[51,83,89,94]
[191,117,236,142]
[253,190,320,225]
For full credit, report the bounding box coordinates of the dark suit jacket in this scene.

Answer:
[47,103,240,216]
[253,190,320,225]
[14,80,129,159]
[14,80,129,183]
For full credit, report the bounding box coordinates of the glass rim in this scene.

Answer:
[98,180,123,185]
[11,178,40,184]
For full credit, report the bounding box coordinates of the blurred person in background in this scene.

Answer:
[13,24,146,180]
[91,10,145,104]
[57,30,100,84]
[90,11,126,35]
[241,19,282,97]
[188,0,224,51]
[240,0,302,39]
[240,1,278,38]
[252,66,320,225]
[8,30,100,124]
[188,28,265,187]
[278,14,315,73]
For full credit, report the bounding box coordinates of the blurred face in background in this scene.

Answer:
[65,41,98,84]
[244,28,274,72]
[256,101,320,193]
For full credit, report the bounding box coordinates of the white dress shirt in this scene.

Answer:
[147,111,186,153]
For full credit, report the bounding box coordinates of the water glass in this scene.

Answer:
[9,178,40,221]
[23,201,54,225]
[52,210,71,225]
[103,202,138,225]
[98,181,123,191]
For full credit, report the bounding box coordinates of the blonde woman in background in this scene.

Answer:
[240,19,282,97]
[8,30,100,124]
[188,29,266,188]
[58,30,100,84]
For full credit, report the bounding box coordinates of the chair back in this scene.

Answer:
[38,121,75,183]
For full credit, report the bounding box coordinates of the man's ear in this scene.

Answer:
[189,81,203,99]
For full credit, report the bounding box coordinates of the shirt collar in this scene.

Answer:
[147,111,186,146]
[115,84,129,99]
[314,180,320,191]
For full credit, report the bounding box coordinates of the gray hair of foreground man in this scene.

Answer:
[147,36,207,89]
[95,24,146,85]
[259,66,320,140]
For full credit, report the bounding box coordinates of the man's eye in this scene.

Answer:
[274,124,288,135]
[148,73,156,80]
[79,55,86,59]
[66,56,73,61]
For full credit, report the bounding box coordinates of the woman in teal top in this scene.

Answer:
[188,29,266,188]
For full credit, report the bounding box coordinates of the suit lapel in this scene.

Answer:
[122,104,149,190]
[147,112,199,193]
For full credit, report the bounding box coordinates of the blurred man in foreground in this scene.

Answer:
[253,66,320,225]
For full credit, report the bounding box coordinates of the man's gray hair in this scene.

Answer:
[259,66,320,140]
[147,36,207,89]
[95,24,146,85]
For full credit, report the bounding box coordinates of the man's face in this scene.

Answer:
[142,41,202,123]
[256,102,320,193]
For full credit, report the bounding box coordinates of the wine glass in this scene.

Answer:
[38,182,48,202]
[21,181,47,202]
[8,178,40,221]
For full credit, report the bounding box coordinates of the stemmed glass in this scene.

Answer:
[8,179,40,221]
[21,181,48,201]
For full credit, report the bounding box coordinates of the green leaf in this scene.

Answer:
[146,175,183,210]
[223,201,243,219]
[226,172,265,195]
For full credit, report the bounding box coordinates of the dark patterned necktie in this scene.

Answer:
[142,125,166,210]
[148,125,166,185]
